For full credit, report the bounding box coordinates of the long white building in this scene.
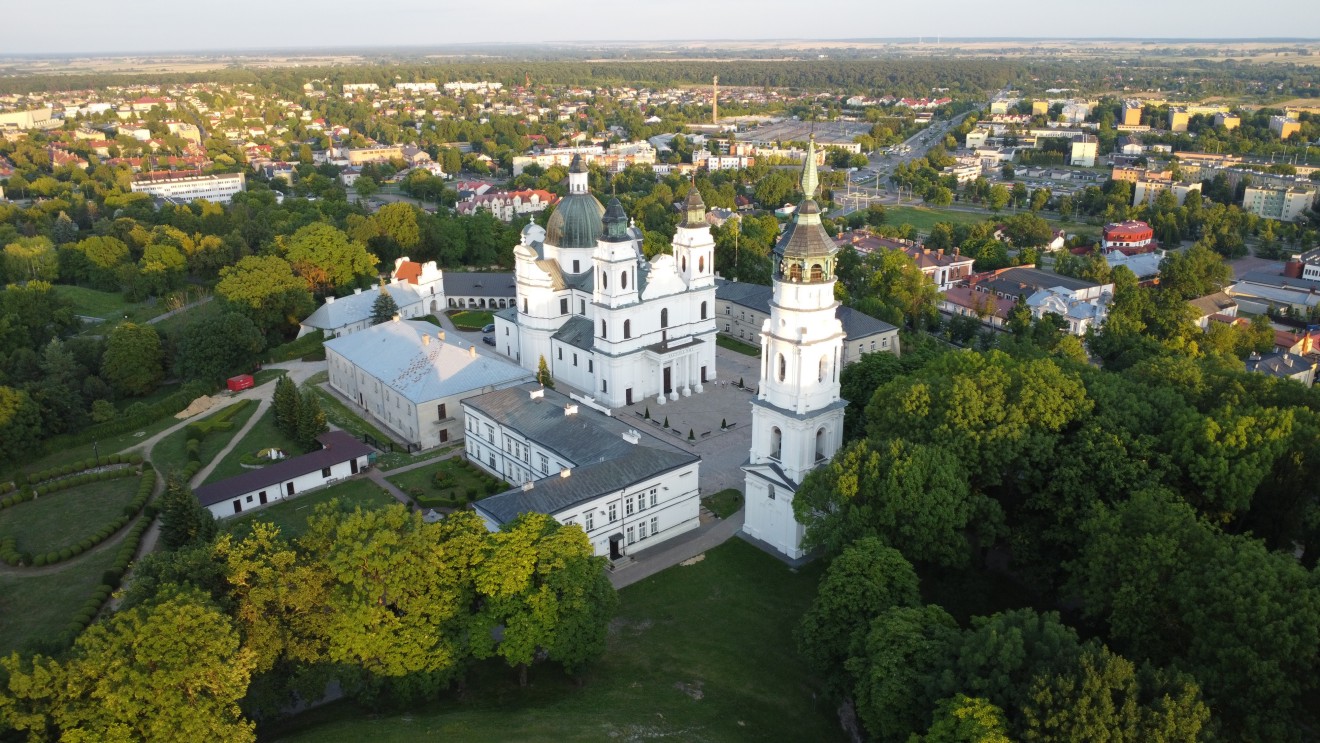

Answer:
[493,155,718,409]
[324,319,533,450]
[465,383,701,560]
[129,172,246,204]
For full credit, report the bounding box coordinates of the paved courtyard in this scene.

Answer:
[613,346,762,497]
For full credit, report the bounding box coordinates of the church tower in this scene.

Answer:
[593,197,640,311]
[741,138,846,560]
[673,186,715,289]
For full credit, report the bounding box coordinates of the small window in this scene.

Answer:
[650,515,658,534]
[246,495,254,503]
[627,525,636,545]
[602,270,608,289]
[700,301,707,320]
[558,348,563,360]
[602,379,608,393]
[650,489,658,508]
[608,503,617,523]
[560,298,569,315]
[626,496,635,516]
[573,260,580,273]
[768,484,776,500]
[621,270,628,289]
[698,255,705,273]
[661,308,669,328]
[588,359,593,372]
[585,511,594,530]
[580,299,586,313]
[522,298,528,313]
[624,320,631,339]
[777,354,786,382]
[438,403,447,420]
[573,353,578,366]
[322,467,332,478]
[601,319,607,338]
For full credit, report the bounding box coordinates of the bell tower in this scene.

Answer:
[673,185,715,289]
[741,137,846,560]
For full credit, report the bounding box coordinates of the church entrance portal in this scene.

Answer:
[663,367,672,394]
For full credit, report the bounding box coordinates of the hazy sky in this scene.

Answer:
[7,0,1320,55]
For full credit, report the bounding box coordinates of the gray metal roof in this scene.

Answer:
[463,382,657,465]
[194,431,372,507]
[476,446,698,523]
[982,267,1100,296]
[324,320,533,404]
[715,279,897,340]
[545,191,605,249]
[775,200,837,261]
[442,272,516,298]
[552,315,596,352]
[302,284,423,331]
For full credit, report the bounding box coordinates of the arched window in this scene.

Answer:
[522,298,528,313]
[698,255,705,273]
[810,263,824,282]
[661,308,669,328]
[601,319,607,338]
[770,427,782,460]
[818,355,829,382]
[602,270,608,289]
[777,353,786,382]
[621,270,628,289]
[682,256,687,272]
[624,320,631,339]
[700,301,708,320]
[787,263,802,282]
[815,427,827,461]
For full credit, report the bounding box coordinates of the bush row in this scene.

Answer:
[1,468,155,567]
[0,482,13,495]
[64,515,153,644]
[30,467,137,498]
[42,380,213,453]
[26,453,143,486]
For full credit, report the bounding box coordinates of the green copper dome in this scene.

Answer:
[545,191,605,248]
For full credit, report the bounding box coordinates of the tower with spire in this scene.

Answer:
[741,137,846,560]
[673,185,715,289]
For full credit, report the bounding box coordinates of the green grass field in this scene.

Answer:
[447,309,494,331]
[0,546,119,655]
[0,413,181,484]
[267,539,840,742]
[52,284,167,323]
[387,456,503,507]
[150,400,260,479]
[223,478,398,542]
[716,334,761,357]
[203,405,302,485]
[0,474,141,555]
[885,205,989,233]
[702,488,744,519]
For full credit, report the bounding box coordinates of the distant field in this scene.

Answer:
[885,205,987,233]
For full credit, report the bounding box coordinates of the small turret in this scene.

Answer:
[682,186,706,228]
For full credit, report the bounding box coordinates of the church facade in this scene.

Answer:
[742,140,847,560]
[493,155,719,409]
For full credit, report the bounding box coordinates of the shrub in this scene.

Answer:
[33,554,48,567]
[103,569,122,587]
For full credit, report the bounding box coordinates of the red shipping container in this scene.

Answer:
[226,374,255,392]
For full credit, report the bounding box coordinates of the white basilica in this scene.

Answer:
[492,154,719,409]
[742,140,847,560]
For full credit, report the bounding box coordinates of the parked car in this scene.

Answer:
[481,323,495,333]
[482,335,496,346]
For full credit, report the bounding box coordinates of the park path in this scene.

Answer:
[607,509,746,590]
[365,447,466,508]
[146,295,212,325]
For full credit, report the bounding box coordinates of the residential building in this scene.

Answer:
[1227,269,1320,315]
[455,189,559,221]
[1270,115,1301,139]
[129,172,245,204]
[194,431,372,519]
[743,139,847,561]
[466,383,701,560]
[1112,166,1172,184]
[836,230,974,290]
[345,145,403,165]
[1069,135,1098,167]
[714,279,899,366]
[325,319,533,450]
[0,108,59,134]
[965,266,1113,336]
[1242,185,1316,223]
[1133,179,1202,207]
[1168,109,1190,132]
[938,285,1017,330]
[1188,291,1239,329]
[300,257,445,338]
[1101,221,1155,253]
[1214,112,1241,131]
[494,155,718,409]
[1122,100,1144,127]
[1246,351,1316,387]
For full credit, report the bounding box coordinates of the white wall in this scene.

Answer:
[207,455,367,520]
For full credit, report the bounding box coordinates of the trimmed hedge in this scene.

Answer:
[0,466,156,568]
[64,513,154,643]
[41,380,213,454]
[25,455,142,488]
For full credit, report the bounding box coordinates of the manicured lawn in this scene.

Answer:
[203,405,303,485]
[151,400,260,479]
[716,334,761,356]
[447,309,494,331]
[702,488,744,519]
[3,414,187,484]
[0,473,141,555]
[387,456,504,508]
[885,204,988,233]
[267,539,840,743]
[52,284,169,324]
[0,546,119,655]
[224,478,398,541]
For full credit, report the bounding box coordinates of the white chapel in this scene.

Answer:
[493,154,719,408]
[742,139,847,560]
